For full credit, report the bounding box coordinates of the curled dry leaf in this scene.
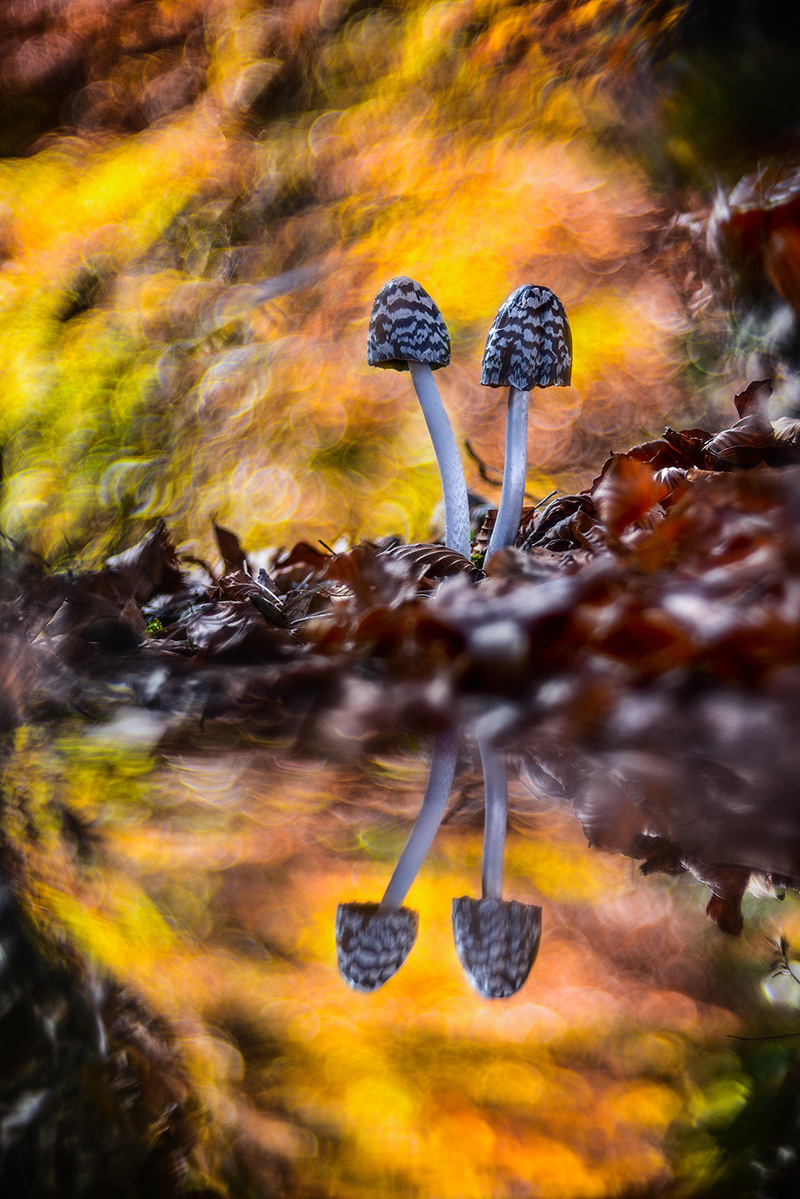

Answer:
[324,541,481,614]
[703,412,800,469]
[773,416,800,446]
[213,522,249,575]
[521,494,602,555]
[270,541,330,590]
[592,455,673,538]
[105,520,185,604]
[661,426,712,468]
[210,570,288,628]
[380,541,483,583]
[710,163,800,312]
[164,601,296,662]
[734,378,773,419]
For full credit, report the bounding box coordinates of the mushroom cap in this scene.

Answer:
[367,276,450,372]
[336,901,419,992]
[481,285,572,390]
[452,896,542,998]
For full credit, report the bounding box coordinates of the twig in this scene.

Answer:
[464,439,503,486]
[464,442,556,505]
[728,1032,800,1042]
[533,489,558,510]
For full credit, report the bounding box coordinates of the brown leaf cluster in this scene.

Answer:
[711,164,800,314]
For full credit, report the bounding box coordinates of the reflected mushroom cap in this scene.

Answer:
[452,896,542,998]
[367,276,451,372]
[336,901,419,992]
[481,285,572,390]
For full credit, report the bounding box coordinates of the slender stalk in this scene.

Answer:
[478,740,508,900]
[484,386,529,564]
[408,359,471,559]
[380,728,459,908]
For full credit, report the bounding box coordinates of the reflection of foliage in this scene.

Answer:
[0,723,731,1197]
[666,934,800,1196]
[0,731,213,1197]
[8,710,800,1197]
[674,1043,800,1197]
[767,933,800,989]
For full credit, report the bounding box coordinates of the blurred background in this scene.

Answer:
[0,0,754,567]
[5,0,800,1195]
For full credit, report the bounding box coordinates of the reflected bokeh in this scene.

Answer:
[7,716,800,1197]
[5,1,800,1196]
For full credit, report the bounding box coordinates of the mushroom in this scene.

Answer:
[336,728,458,991]
[452,741,542,998]
[448,286,567,997]
[368,276,472,559]
[481,285,572,565]
[337,279,470,992]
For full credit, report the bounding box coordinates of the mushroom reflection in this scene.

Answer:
[450,284,571,998]
[453,742,542,998]
[337,279,468,991]
[339,281,575,995]
[335,728,458,991]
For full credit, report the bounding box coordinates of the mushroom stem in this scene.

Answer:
[408,360,471,559]
[479,740,508,901]
[380,728,459,909]
[484,386,529,564]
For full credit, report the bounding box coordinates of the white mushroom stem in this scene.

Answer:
[408,360,471,559]
[380,728,459,909]
[478,740,508,900]
[484,385,529,564]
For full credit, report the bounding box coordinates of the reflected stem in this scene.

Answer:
[380,728,459,909]
[479,740,507,901]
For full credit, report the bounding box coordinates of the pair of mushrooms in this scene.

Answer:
[336,277,572,998]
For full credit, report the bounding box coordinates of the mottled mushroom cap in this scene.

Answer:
[336,901,419,992]
[452,897,542,999]
[367,276,450,372]
[481,285,572,390]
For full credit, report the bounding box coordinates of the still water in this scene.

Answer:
[5,713,797,1197]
